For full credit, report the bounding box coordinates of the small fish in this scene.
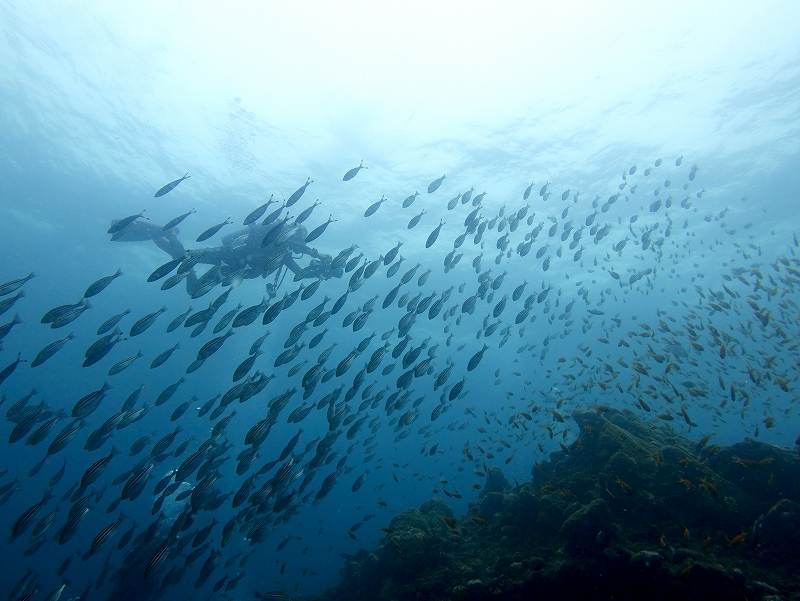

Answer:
[263,296,285,325]
[727,531,747,547]
[46,419,83,456]
[0,290,24,317]
[262,201,287,227]
[408,210,426,229]
[108,351,143,375]
[0,273,34,297]
[148,257,184,282]
[155,378,185,406]
[164,308,191,334]
[10,490,52,541]
[425,219,445,248]
[80,448,117,489]
[197,330,234,361]
[107,210,147,234]
[343,161,366,181]
[45,462,66,488]
[43,300,90,329]
[196,218,232,242]
[402,192,419,208]
[122,461,153,501]
[364,195,386,217]
[262,214,292,247]
[243,196,274,225]
[161,271,187,291]
[233,351,260,382]
[163,209,196,231]
[31,333,74,368]
[150,343,180,369]
[287,178,313,207]
[130,307,166,336]
[0,313,22,340]
[255,592,292,601]
[154,172,190,197]
[213,304,242,333]
[305,215,336,243]
[384,241,402,265]
[0,353,25,386]
[170,400,191,421]
[449,378,464,401]
[427,174,446,193]
[364,257,383,279]
[72,383,111,418]
[192,518,218,548]
[250,332,270,355]
[233,298,268,328]
[26,414,60,446]
[84,516,123,559]
[294,199,321,225]
[144,538,171,578]
[467,344,488,371]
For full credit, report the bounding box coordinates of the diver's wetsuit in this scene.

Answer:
[110,219,187,261]
[109,218,342,294]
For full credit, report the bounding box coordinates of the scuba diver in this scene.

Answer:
[109,216,343,298]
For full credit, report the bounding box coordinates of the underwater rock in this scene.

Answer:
[451,577,487,600]
[483,466,510,494]
[478,492,505,519]
[560,498,613,555]
[312,407,800,601]
[751,499,800,562]
[629,549,663,570]
[710,440,800,507]
[380,499,454,578]
[477,467,512,518]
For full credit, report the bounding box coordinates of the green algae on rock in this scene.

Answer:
[310,407,800,601]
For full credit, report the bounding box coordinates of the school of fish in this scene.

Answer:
[1,156,799,601]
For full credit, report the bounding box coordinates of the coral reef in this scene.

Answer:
[311,407,800,601]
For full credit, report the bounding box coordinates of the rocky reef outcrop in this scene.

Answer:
[311,407,800,601]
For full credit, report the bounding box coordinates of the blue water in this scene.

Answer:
[1,3,799,600]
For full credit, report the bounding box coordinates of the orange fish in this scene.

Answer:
[727,531,747,547]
